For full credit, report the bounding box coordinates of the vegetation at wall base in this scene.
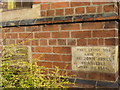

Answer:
[0,45,74,88]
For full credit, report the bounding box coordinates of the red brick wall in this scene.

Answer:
[2,21,119,82]
[35,2,118,17]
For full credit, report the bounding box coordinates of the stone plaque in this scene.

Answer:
[2,46,31,62]
[14,46,31,62]
[72,46,118,73]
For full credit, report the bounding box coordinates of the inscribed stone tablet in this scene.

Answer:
[72,46,118,73]
[2,46,31,62]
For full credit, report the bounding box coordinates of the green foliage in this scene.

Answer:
[1,45,73,88]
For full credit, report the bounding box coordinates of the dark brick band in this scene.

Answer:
[1,13,119,27]
[69,78,119,88]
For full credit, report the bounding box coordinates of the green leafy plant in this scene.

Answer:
[0,45,73,88]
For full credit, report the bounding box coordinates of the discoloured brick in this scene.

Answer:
[82,22,104,29]
[53,47,71,54]
[105,38,118,45]
[71,31,91,38]
[93,30,116,38]
[58,39,66,45]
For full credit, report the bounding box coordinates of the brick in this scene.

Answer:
[75,7,85,14]
[53,47,71,54]
[19,33,33,38]
[88,39,98,46]
[77,71,88,79]
[71,2,90,7]
[104,73,117,81]
[33,2,41,4]
[104,21,116,29]
[58,39,66,45]
[61,23,80,30]
[47,10,54,16]
[7,40,15,44]
[11,27,25,32]
[41,3,50,10]
[67,39,76,45]
[41,11,47,17]
[65,8,74,15]
[53,62,71,69]
[42,25,59,31]
[23,40,31,45]
[97,6,102,13]
[1,33,5,38]
[37,61,53,68]
[82,22,104,29]
[26,26,41,32]
[52,32,69,38]
[32,47,52,53]
[100,73,116,81]
[105,38,117,45]
[77,39,87,46]
[87,72,100,80]
[51,2,69,9]
[104,5,115,12]
[71,31,91,38]
[92,2,112,5]
[35,32,50,38]
[45,54,61,61]
[6,33,18,38]
[61,55,71,62]
[86,6,96,13]
[93,30,116,38]
[99,39,104,45]
[40,39,48,45]
[31,47,35,52]
[32,40,39,46]
[55,9,64,16]
[3,28,11,32]
[32,54,45,60]
[49,39,57,45]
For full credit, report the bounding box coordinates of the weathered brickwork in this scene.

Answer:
[37,2,119,17]
[2,21,119,81]
[1,1,120,88]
